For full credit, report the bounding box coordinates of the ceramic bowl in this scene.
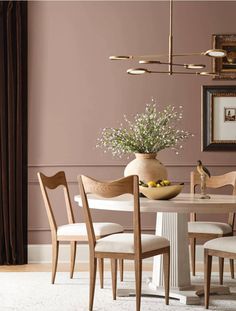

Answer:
[139,184,183,200]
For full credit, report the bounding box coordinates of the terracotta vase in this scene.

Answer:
[124,153,167,183]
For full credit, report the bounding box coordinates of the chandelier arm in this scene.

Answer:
[109,52,209,61]
[110,51,225,61]
[127,67,219,75]
[148,71,198,74]
[139,60,205,68]
[150,51,224,58]
[149,71,216,75]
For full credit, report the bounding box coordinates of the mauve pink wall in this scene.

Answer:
[28,1,236,244]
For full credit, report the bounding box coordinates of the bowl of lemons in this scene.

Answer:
[139,179,183,200]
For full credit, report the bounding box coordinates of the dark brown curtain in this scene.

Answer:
[0,1,27,264]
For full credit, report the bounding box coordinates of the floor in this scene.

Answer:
[0,270,236,311]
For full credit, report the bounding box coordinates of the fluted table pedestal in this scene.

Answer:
[148,212,201,304]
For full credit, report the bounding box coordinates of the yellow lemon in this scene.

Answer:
[163,180,171,186]
[147,181,157,187]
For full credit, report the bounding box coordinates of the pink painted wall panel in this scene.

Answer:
[28,1,236,243]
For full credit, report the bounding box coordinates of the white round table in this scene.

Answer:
[74,193,236,305]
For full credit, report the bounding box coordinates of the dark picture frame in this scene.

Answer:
[213,34,236,80]
[202,85,236,151]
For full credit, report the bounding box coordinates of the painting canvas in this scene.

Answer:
[213,34,236,80]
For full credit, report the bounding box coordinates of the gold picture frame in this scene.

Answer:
[213,34,236,80]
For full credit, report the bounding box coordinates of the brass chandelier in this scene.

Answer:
[109,0,226,76]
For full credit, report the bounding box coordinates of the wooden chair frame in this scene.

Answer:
[78,175,170,311]
[204,247,236,309]
[189,170,236,282]
[38,171,123,286]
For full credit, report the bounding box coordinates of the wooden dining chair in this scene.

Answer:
[188,170,236,283]
[78,174,170,311]
[38,171,125,285]
[204,236,236,309]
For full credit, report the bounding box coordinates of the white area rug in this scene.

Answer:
[0,271,236,311]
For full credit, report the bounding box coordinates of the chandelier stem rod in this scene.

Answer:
[168,0,173,75]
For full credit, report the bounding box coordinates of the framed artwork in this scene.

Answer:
[213,34,236,80]
[224,107,236,122]
[202,85,236,151]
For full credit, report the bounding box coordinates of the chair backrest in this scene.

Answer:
[37,171,75,236]
[190,170,236,226]
[78,175,141,256]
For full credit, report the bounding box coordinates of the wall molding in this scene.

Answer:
[28,179,191,184]
[28,227,236,236]
[28,227,155,232]
[29,163,236,168]
[29,164,126,168]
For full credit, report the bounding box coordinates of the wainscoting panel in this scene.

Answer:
[28,164,235,244]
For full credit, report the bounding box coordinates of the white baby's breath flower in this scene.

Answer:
[97,101,192,157]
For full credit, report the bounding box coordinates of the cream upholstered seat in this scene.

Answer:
[204,236,236,253]
[37,171,124,286]
[79,175,170,311]
[188,170,236,281]
[57,223,123,238]
[204,236,236,309]
[95,233,169,254]
[188,222,232,235]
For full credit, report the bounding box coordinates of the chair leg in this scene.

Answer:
[190,237,196,276]
[111,259,117,300]
[52,241,59,284]
[70,241,77,279]
[89,256,97,311]
[134,258,142,311]
[163,250,170,305]
[204,250,212,309]
[119,259,124,282]
[230,259,234,279]
[98,258,104,289]
[219,257,224,285]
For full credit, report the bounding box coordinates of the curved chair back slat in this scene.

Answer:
[80,175,134,197]
[38,171,68,189]
[37,171,75,236]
